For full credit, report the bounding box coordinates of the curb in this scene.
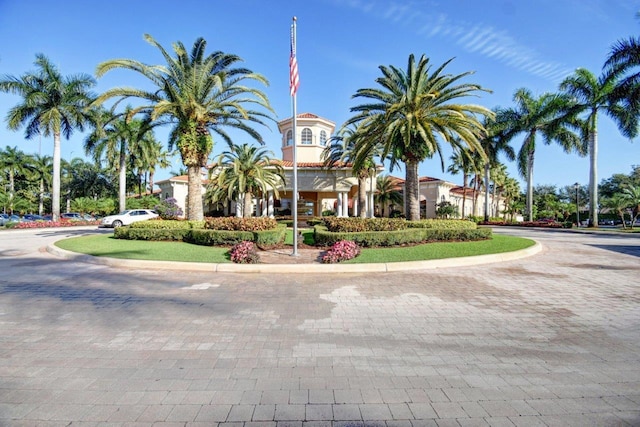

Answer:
[46,241,542,274]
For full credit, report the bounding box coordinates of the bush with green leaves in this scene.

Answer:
[204,216,278,231]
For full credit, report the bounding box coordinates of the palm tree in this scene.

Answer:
[0,54,96,221]
[29,153,53,215]
[559,68,638,227]
[347,54,492,220]
[447,147,476,219]
[501,176,522,221]
[323,125,380,218]
[374,175,403,217]
[604,36,640,111]
[208,143,284,218]
[0,146,32,214]
[622,184,640,228]
[94,34,274,220]
[601,194,630,229]
[479,116,515,221]
[497,88,584,221]
[85,108,156,212]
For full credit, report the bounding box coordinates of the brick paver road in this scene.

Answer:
[0,227,639,426]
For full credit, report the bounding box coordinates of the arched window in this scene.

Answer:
[286,130,293,146]
[320,130,327,146]
[301,128,312,144]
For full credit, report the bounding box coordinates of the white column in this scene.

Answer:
[336,193,343,217]
[267,192,274,218]
[353,197,359,217]
[342,193,349,217]
[368,192,375,218]
[235,198,242,217]
[261,195,267,217]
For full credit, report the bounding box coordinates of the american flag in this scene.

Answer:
[289,23,299,96]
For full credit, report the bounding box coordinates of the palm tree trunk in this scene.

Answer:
[39,179,44,216]
[358,175,367,218]
[483,163,490,222]
[149,171,155,196]
[526,149,534,221]
[118,147,127,213]
[243,192,253,218]
[588,122,598,227]
[461,173,468,219]
[187,165,204,220]
[52,132,61,221]
[405,159,420,221]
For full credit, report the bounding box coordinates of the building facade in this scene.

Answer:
[156,113,504,219]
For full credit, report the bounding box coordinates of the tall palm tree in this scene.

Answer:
[0,54,96,221]
[374,175,403,217]
[144,141,172,195]
[479,115,515,221]
[323,125,380,218]
[559,68,638,227]
[29,153,53,215]
[85,108,156,212]
[347,54,492,220]
[93,34,274,220]
[501,177,522,221]
[497,88,583,221]
[208,143,284,218]
[604,36,640,111]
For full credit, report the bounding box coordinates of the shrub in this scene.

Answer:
[154,198,184,220]
[204,216,278,231]
[323,217,408,232]
[322,240,361,263]
[129,220,204,229]
[229,241,260,264]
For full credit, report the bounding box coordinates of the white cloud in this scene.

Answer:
[337,0,574,83]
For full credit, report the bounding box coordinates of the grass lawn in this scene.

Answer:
[55,234,230,263]
[56,232,535,264]
[348,234,535,264]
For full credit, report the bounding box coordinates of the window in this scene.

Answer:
[301,128,312,144]
[286,130,293,146]
[320,130,327,146]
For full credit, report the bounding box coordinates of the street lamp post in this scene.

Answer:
[574,183,580,227]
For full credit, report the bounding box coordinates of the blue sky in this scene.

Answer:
[1,0,638,191]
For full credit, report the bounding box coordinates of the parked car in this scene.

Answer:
[61,212,83,220]
[0,213,9,226]
[100,209,159,228]
[23,214,45,221]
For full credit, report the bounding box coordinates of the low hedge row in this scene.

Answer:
[407,219,478,230]
[115,223,287,247]
[323,217,408,232]
[204,216,278,231]
[128,220,205,229]
[185,225,286,247]
[314,225,491,247]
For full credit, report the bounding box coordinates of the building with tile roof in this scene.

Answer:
[156,113,504,219]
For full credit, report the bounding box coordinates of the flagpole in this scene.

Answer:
[291,16,299,256]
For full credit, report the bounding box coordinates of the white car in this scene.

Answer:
[100,209,159,228]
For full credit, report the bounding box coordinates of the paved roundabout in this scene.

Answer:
[0,226,638,425]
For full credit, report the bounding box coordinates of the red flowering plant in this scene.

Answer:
[322,240,361,264]
[229,241,260,264]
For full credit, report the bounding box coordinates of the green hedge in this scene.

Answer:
[128,220,205,229]
[184,225,286,247]
[407,219,478,230]
[314,225,491,247]
[114,227,189,241]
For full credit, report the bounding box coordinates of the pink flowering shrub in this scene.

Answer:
[229,241,260,264]
[322,240,361,264]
